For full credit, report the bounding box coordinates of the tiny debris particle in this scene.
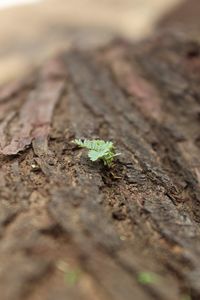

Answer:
[120,236,127,241]
[31,163,40,171]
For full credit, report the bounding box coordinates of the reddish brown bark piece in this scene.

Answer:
[102,45,162,121]
[0,33,200,300]
[0,60,65,156]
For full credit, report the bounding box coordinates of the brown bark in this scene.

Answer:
[0,32,200,300]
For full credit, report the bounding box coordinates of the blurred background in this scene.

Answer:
[0,0,195,84]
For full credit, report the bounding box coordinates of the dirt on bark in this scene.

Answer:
[0,31,200,300]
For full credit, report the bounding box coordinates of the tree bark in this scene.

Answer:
[0,32,200,300]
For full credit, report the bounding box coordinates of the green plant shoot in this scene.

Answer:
[137,271,159,285]
[73,139,120,167]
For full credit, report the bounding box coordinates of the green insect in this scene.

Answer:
[73,139,120,167]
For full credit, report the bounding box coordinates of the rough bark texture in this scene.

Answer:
[0,32,200,300]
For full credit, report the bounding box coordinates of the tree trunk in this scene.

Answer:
[0,32,200,300]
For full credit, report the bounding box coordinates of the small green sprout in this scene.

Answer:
[64,269,81,286]
[181,295,191,300]
[56,260,81,286]
[73,139,120,167]
[137,272,159,285]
